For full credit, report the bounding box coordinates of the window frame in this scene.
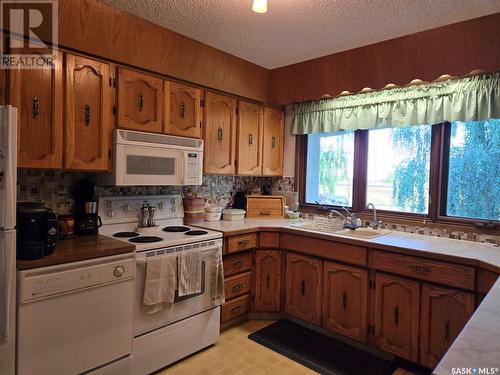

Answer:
[297,121,499,228]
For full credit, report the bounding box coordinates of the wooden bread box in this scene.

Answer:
[246,195,285,218]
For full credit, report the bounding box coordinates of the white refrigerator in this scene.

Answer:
[0,105,17,375]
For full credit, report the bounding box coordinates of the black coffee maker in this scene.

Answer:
[72,179,102,235]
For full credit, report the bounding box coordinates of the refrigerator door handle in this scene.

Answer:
[0,230,15,342]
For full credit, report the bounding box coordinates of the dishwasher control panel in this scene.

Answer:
[18,254,136,302]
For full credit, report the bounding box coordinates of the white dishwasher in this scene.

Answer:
[17,253,135,375]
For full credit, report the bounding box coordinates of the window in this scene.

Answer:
[367,126,431,214]
[445,119,500,221]
[305,131,354,206]
[300,119,500,225]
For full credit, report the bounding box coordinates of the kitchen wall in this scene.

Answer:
[17,169,499,245]
[17,169,294,214]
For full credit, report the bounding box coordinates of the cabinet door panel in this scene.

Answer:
[285,252,322,325]
[374,273,420,362]
[203,92,237,174]
[323,261,368,342]
[237,101,263,175]
[164,81,201,138]
[262,107,284,176]
[65,54,110,171]
[419,284,474,368]
[117,68,163,133]
[10,51,63,168]
[254,250,281,312]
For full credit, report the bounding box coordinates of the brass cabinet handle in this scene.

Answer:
[179,102,185,119]
[233,260,244,268]
[32,96,40,118]
[409,265,431,273]
[260,211,271,215]
[342,291,348,310]
[84,105,91,126]
[248,132,253,146]
[138,93,144,112]
[232,305,245,313]
[300,280,306,296]
[271,136,276,149]
[444,321,450,342]
[266,274,270,289]
[232,283,243,292]
[217,126,223,142]
[237,239,250,245]
[394,306,399,326]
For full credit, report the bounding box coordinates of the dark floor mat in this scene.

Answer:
[248,319,399,375]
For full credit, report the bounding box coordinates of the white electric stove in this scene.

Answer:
[98,195,223,375]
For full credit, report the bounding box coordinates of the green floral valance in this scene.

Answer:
[292,72,500,134]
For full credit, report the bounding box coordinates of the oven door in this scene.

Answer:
[134,245,219,337]
[115,144,185,186]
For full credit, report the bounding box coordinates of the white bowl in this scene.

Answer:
[204,212,222,222]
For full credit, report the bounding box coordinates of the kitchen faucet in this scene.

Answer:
[366,203,383,229]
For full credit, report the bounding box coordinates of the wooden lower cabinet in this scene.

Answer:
[221,294,251,323]
[419,283,474,368]
[285,253,322,325]
[254,250,281,312]
[374,273,420,362]
[322,261,368,342]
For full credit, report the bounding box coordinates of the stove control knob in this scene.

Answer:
[107,209,114,217]
[171,206,176,212]
[107,201,113,208]
[158,202,165,210]
[123,204,131,212]
[170,198,176,205]
[113,266,125,278]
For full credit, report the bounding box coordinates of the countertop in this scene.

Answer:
[16,235,135,270]
[194,218,500,374]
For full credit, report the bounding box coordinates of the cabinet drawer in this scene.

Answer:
[246,196,284,218]
[227,233,258,253]
[371,250,475,290]
[259,232,280,248]
[223,252,252,276]
[221,294,251,323]
[224,271,252,300]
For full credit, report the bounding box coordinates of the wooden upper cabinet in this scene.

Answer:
[117,68,163,133]
[419,284,474,368]
[164,81,202,138]
[237,100,263,175]
[262,107,284,176]
[323,261,369,342]
[203,92,237,174]
[254,250,282,312]
[374,273,420,362]
[64,54,111,171]
[10,51,63,169]
[285,252,322,325]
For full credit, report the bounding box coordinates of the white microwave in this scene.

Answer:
[97,130,203,186]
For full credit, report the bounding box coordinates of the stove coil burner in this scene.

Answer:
[185,230,209,236]
[129,236,164,243]
[162,226,191,233]
[113,232,140,238]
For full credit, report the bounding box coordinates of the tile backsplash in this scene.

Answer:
[17,169,498,245]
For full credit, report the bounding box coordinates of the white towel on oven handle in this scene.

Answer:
[212,246,225,305]
[143,252,177,314]
[177,249,202,297]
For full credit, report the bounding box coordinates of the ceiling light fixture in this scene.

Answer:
[252,0,267,13]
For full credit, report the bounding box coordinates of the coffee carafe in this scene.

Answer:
[72,179,102,236]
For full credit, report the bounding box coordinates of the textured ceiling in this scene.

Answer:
[101,0,500,69]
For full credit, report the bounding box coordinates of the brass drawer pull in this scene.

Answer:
[266,274,270,289]
[233,260,244,268]
[237,239,250,245]
[271,136,276,149]
[444,321,451,342]
[232,305,245,313]
[409,265,431,273]
[217,126,223,142]
[342,291,348,310]
[260,211,271,215]
[179,102,185,119]
[300,280,306,296]
[248,132,253,146]
[394,306,399,326]
[232,283,243,292]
